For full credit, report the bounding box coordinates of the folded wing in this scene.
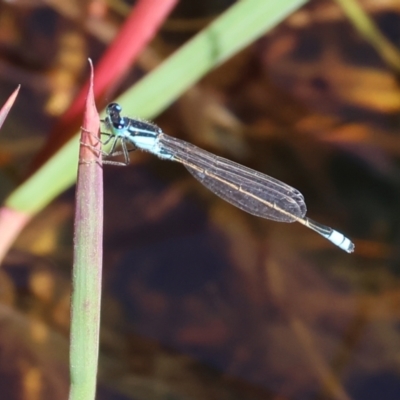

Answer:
[158,134,307,223]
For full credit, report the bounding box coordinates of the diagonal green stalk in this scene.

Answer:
[118,0,309,118]
[333,0,400,74]
[5,0,308,216]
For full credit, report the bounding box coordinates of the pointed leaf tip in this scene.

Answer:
[0,85,21,129]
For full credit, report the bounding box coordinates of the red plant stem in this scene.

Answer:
[30,0,178,172]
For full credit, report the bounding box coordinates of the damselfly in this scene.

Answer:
[101,103,354,253]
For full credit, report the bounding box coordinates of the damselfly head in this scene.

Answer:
[105,103,126,131]
[107,103,122,115]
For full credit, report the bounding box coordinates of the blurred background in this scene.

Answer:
[0,0,400,399]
